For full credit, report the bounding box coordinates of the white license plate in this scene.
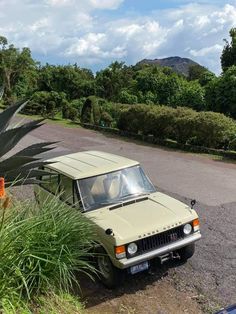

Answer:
[130,261,149,275]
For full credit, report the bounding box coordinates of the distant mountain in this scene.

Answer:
[137,56,201,76]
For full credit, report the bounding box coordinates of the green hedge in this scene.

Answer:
[118,104,236,149]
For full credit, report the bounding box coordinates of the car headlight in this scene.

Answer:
[127,242,138,255]
[183,223,192,235]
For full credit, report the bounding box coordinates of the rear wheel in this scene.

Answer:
[178,243,195,262]
[96,247,122,288]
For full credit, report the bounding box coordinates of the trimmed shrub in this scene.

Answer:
[63,106,79,121]
[172,107,198,144]
[100,111,113,127]
[117,104,150,133]
[143,106,175,139]
[102,102,129,127]
[193,111,236,148]
[70,98,86,116]
[116,102,236,149]
[81,96,101,125]
[25,91,67,119]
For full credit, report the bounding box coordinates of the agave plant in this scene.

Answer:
[0,100,55,187]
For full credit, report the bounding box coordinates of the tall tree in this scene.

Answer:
[38,64,95,99]
[0,36,37,105]
[221,28,236,71]
[95,62,134,101]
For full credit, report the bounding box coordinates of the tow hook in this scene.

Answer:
[159,252,180,264]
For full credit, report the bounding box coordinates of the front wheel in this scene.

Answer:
[96,247,122,288]
[178,243,195,262]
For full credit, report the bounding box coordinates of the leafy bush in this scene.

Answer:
[171,80,206,111]
[100,111,113,127]
[116,102,236,149]
[62,103,79,121]
[119,89,138,104]
[193,111,236,148]
[117,104,150,133]
[0,195,95,310]
[172,107,198,144]
[229,137,236,150]
[143,106,175,139]
[102,102,129,127]
[25,91,68,119]
[70,98,86,116]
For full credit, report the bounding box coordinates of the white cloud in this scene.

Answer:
[65,32,126,61]
[189,44,223,57]
[29,18,50,32]
[66,33,106,57]
[0,1,236,73]
[46,0,73,7]
[89,0,124,10]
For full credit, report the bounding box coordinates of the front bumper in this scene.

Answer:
[114,231,201,269]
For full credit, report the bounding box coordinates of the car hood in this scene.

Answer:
[85,191,198,244]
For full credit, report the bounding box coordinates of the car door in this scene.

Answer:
[34,168,60,204]
[59,174,82,209]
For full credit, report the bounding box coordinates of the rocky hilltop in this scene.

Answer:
[137,56,200,76]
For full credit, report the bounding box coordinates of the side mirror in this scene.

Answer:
[105,228,113,236]
[191,199,196,209]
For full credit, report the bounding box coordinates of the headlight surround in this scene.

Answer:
[127,242,138,255]
[183,223,192,235]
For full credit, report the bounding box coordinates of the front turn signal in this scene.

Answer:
[115,245,126,259]
[193,218,200,231]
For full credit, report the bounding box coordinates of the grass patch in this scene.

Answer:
[18,112,80,129]
[3,291,84,314]
[0,194,96,313]
[33,291,84,314]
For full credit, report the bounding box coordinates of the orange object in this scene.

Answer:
[0,177,5,199]
[193,218,200,227]
[115,245,125,255]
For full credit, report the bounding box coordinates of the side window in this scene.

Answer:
[40,168,59,194]
[60,175,74,205]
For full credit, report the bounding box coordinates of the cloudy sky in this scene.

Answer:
[0,0,236,73]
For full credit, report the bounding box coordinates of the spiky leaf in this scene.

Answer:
[0,100,28,133]
[0,156,37,175]
[0,119,44,158]
[14,142,58,157]
[5,169,51,181]
[0,100,56,186]
[5,178,43,187]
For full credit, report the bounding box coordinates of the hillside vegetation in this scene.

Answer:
[0,29,236,151]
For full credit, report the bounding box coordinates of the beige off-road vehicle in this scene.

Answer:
[35,151,201,288]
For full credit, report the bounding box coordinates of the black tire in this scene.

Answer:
[178,243,195,262]
[96,247,122,288]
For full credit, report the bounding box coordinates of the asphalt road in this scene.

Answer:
[16,121,236,310]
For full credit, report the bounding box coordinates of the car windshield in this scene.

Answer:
[77,165,156,211]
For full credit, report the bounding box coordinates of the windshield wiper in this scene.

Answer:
[98,201,121,206]
[120,192,150,200]
[96,193,150,207]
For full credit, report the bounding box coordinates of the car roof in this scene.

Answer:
[46,150,139,180]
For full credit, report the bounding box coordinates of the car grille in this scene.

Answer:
[127,226,185,258]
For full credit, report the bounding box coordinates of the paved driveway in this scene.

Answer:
[25,123,236,206]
